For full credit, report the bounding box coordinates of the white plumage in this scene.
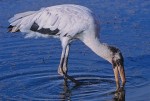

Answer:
[8,4,126,91]
[9,4,93,38]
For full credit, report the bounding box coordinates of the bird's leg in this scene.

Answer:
[59,47,79,84]
[58,38,69,76]
[63,45,70,73]
[58,37,80,84]
[58,45,70,76]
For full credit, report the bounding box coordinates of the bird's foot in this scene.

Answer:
[58,67,80,85]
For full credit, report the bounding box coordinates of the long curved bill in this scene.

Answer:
[118,65,126,87]
[113,65,126,91]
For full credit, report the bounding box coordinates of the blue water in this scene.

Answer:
[0,0,150,101]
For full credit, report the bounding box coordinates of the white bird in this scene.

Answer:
[8,4,126,91]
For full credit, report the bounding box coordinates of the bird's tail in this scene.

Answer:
[8,11,36,33]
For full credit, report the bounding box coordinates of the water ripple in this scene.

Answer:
[0,71,118,100]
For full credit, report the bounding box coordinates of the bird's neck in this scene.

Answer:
[82,37,112,63]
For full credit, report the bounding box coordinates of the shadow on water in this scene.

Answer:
[60,76,125,101]
[0,68,126,101]
[113,90,125,101]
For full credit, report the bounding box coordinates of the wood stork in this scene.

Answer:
[8,4,126,91]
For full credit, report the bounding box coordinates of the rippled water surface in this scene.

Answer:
[0,0,150,101]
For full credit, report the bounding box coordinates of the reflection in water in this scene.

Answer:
[61,78,72,101]
[60,78,125,101]
[113,89,125,101]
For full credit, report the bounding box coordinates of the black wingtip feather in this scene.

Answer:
[8,25,13,28]
[8,25,13,32]
[8,25,20,32]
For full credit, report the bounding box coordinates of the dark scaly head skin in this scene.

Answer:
[109,46,126,91]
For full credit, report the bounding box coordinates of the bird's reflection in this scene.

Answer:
[60,78,76,101]
[60,78,125,101]
[113,88,125,101]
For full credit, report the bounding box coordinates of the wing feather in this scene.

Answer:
[8,4,91,38]
[8,11,35,23]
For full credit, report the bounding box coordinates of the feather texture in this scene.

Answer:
[8,4,93,38]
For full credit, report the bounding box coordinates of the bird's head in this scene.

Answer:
[108,46,126,90]
[109,46,124,69]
